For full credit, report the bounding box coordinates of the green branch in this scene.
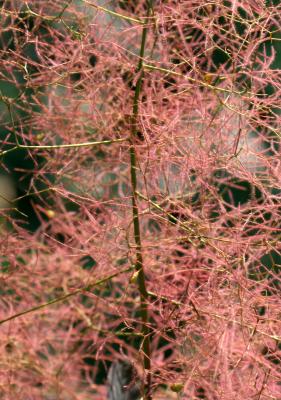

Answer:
[0,137,128,158]
[129,4,154,399]
[0,267,133,326]
[143,63,248,95]
[83,0,144,24]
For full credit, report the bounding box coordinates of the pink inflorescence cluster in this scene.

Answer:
[0,1,280,399]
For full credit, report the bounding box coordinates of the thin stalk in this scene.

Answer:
[129,3,154,399]
[83,0,144,25]
[0,267,133,326]
[16,137,127,150]
[0,138,128,158]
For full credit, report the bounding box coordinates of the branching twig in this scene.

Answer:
[0,267,133,326]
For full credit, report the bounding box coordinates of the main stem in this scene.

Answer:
[129,3,153,399]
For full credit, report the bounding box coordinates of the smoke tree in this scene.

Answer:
[0,1,280,399]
